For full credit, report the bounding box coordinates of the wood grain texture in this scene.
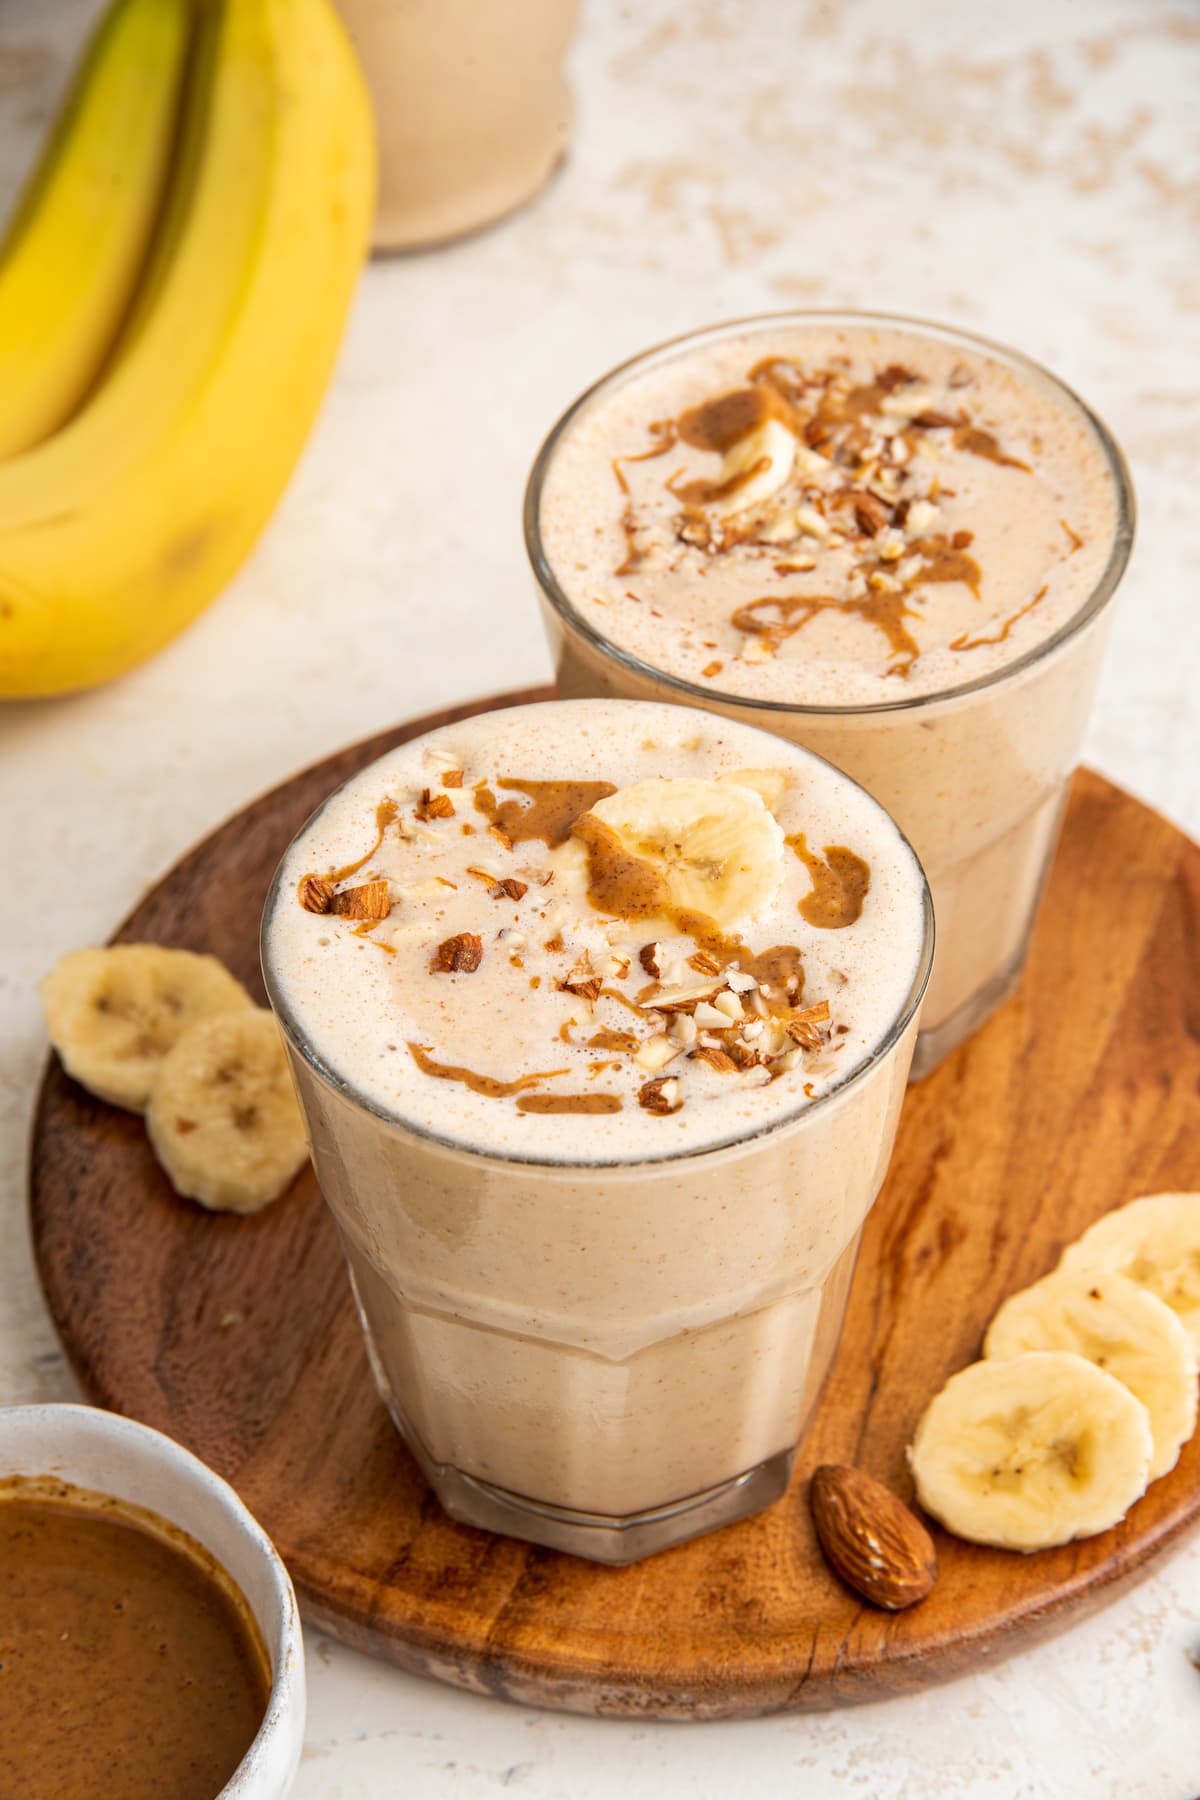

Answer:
[29,688,1200,1719]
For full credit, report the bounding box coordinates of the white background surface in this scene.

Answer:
[1,1,1198,1795]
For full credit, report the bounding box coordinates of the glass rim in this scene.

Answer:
[523,308,1136,719]
[259,699,935,1172]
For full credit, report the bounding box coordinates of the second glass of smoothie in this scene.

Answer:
[262,698,930,1562]
[526,314,1134,1077]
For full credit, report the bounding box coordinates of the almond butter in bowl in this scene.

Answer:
[260,695,933,1562]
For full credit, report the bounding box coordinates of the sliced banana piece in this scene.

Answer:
[909,1351,1153,1551]
[146,1008,308,1214]
[718,767,791,811]
[589,776,784,930]
[985,1269,1197,1481]
[708,417,796,518]
[40,944,253,1111]
[1060,1194,1200,1352]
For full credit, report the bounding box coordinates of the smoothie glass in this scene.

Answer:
[334,0,578,251]
[524,314,1135,1078]
[261,731,932,1564]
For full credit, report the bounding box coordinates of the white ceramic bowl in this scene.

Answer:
[0,1404,305,1798]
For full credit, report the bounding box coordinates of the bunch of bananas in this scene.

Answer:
[0,0,375,697]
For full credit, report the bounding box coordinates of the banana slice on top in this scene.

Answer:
[589,776,784,930]
[908,1351,1153,1551]
[708,417,796,519]
[985,1269,1197,1481]
[1060,1194,1200,1352]
[146,1008,308,1214]
[40,944,253,1111]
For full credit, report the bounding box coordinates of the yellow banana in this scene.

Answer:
[0,0,191,458]
[0,0,375,697]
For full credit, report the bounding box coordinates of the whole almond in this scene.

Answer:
[810,1464,936,1611]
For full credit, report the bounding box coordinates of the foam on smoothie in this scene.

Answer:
[264,700,928,1161]
[536,321,1120,708]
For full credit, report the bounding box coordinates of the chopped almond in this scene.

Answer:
[416,788,455,822]
[639,942,662,979]
[689,1045,738,1073]
[330,880,391,921]
[638,1076,682,1115]
[560,953,602,1003]
[635,1034,679,1071]
[787,998,832,1050]
[298,874,333,914]
[687,949,722,976]
[431,932,483,973]
[792,1000,832,1024]
[491,878,528,902]
[649,981,724,1013]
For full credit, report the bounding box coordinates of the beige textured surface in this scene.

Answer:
[0,0,1197,1794]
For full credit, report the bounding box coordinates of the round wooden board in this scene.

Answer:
[29,687,1200,1720]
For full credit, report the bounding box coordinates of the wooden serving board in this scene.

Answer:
[30,688,1200,1719]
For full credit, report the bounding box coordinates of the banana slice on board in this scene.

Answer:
[589,777,784,931]
[146,1008,308,1214]
[1060,1194,1200,1353]
[985,1269,1197,1481]
[708,418,796,519]
[41,944,252,1111]
[908,1351,1153,1552]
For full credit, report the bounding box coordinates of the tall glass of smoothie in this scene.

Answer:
[262,698,930,1562]
[526,315,1134,1078]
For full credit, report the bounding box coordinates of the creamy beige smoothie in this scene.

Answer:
[262,698,930,1560]
[527,315,1134,1076]
[334,0,577,250]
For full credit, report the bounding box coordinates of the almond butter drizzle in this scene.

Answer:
[611,419,678,495]
[953,425,1030,471]
[322,799,400,886]
[670,454,772,510]
[515,1092,623,1115]
[597,984,652,1017]
[732,590,922,676]
[407,1043,568,1098]
[785,834,871,929]
[729,526,982,676]
[587,1027,640,1053]
[616,503,644,576]
[570,812,806,1012]
[950,584,1048,653]
[474,778,617,847]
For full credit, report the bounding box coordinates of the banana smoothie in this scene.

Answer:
[527,315,1134,1076]
[262,698,931,1560]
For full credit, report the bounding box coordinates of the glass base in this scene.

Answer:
[385,1397,795,1564]
[909,954,1026,1081]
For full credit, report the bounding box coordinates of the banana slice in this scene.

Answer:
[985,1269,1197,1481]
[908,1351,1153,1551]
[708,417,796,518]
[1060,1194,1200,1351]
[146,1009,308,1214]
[40,944,253,1111]
[718,767,791,811]
[589,776,784,930]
